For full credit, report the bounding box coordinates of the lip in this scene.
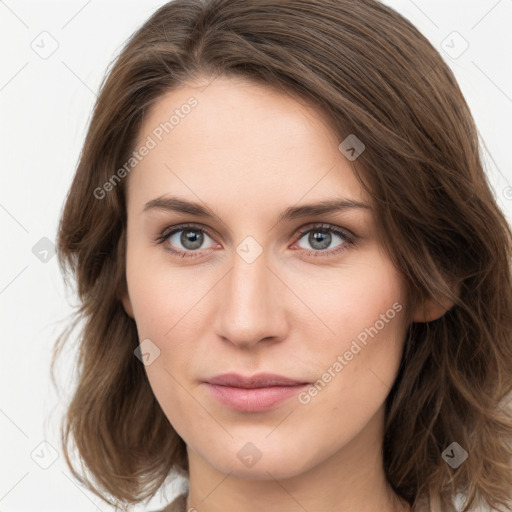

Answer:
[203,373,309,413]
[205,372,308,388]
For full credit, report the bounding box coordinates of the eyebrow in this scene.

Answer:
[142,195,370,224]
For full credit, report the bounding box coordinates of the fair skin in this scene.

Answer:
[122,75,448,512]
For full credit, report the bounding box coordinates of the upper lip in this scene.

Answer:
[205,373,309,388]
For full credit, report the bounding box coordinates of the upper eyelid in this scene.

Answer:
[161,222,216,240]
[295,223,353,238]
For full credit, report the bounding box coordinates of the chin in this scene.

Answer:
[199,439,319,480]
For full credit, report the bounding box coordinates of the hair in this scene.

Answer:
[51,0,512,510]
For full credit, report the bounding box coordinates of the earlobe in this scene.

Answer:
[122,293,134,319]
[412,298,452,323]
[412,282,460,323]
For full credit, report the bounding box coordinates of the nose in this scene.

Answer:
[214,247,289,349]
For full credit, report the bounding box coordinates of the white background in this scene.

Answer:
[1,0,511,510]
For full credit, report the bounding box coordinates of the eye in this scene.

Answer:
[155,222,355,259]
[292,223,354,258]
[155,223,218,258]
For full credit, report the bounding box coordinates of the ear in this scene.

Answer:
[121,292,134,319]
[412,281,460,323]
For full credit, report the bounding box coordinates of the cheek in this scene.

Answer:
[125,244,204,338]
[126,256,203,428]
[292,265,406,428]
[304,257,406,342]
[296,258,407,396]
[125,249,215,405]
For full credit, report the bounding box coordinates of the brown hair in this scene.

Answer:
[52,0,512,510]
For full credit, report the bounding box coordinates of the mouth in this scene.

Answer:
[203,372,310,412]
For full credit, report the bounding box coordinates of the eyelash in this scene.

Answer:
[154,222,356,259]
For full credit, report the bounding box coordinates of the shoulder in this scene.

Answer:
[412,492,459,512]
[413,491,492,512]
[151,492,188,512]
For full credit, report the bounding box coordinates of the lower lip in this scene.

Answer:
[205,383,308,412]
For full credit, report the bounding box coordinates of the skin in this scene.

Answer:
[122,75,449,512]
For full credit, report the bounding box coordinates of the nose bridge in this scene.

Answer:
[216,242,283,347]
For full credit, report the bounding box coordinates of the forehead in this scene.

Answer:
[128,76,369,210]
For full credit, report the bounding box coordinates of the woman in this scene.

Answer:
[52,1,512,511]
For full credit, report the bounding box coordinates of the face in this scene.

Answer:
[122,75,413,480]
